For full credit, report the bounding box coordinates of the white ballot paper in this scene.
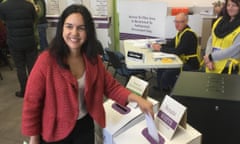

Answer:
[145,113,160,143]
[152,52,176,59]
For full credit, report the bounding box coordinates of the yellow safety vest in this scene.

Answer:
[206,17,240,74]
[175,28,200,64]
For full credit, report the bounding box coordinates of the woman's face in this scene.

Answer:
[227,0,240,18]
[62,13,87,50]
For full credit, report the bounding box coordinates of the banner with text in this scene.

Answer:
[117,0,167,40]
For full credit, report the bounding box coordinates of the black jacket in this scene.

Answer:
[161,26,200,70]
[0,0,37,50]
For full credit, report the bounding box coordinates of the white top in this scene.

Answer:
[77,71,87,119]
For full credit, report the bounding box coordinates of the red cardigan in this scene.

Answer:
[21,51,130,142]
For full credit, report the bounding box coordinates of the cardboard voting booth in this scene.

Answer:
[100,76,159,144]
[102,97,159,144]
[114,96,201,144]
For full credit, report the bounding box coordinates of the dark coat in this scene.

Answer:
[0,0,37,50]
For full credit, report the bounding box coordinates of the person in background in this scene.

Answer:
[21,4,153,144]
[0,19,6,48]
[34,0,48,51]
[204,0,240,74]
[0,0,38,97]
[0,19,8,65]
[152,12,199,94]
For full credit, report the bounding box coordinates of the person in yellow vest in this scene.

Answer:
[204,0,240,74]
[152,12,199,94]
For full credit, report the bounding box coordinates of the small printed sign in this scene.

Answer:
[156,95,187,140]
[127,51,145,62]
[126,76,149,108]
[126,76,148,97]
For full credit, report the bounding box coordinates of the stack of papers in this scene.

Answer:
[132,39,166,49]
[133,43,148,48]
[152,52,176,59]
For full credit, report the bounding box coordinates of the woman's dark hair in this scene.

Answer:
[49,4,98,67]
[222,0,240,20]
[214,0,240,38]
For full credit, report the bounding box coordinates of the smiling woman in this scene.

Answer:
[62,13,87,51]
[21,4,154,144]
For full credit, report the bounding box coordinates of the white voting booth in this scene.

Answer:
[117,0,203,55]
[100,76,159,144]
[102,97,159,144]
[117,0,203,40]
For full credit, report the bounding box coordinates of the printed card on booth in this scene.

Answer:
[126,75,149,98]
[126,76,149,108]
[156,95,187,140]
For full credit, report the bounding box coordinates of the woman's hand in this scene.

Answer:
[128,93,154,118]
[203,55,211,64]
[206,61,215,70]
[203,55,215,70]
[29,135,40,144]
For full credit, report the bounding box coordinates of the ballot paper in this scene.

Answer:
[152,52,176,59]
[133,40,149,48]
[145,113,160,143]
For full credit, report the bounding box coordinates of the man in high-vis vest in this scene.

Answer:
[204,0,240,74]
[152,12,200,94]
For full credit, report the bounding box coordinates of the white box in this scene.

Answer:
[102,97,159,144]
[114,120,202,144]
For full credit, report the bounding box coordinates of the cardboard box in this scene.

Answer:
[98,97,159,144]
[114,119,202,144]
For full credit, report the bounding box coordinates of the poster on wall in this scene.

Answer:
[117,0,167,40]
[90,0,108,16]
[46,0,60,16]
[67,0,83,6]
[46,0,83,16]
